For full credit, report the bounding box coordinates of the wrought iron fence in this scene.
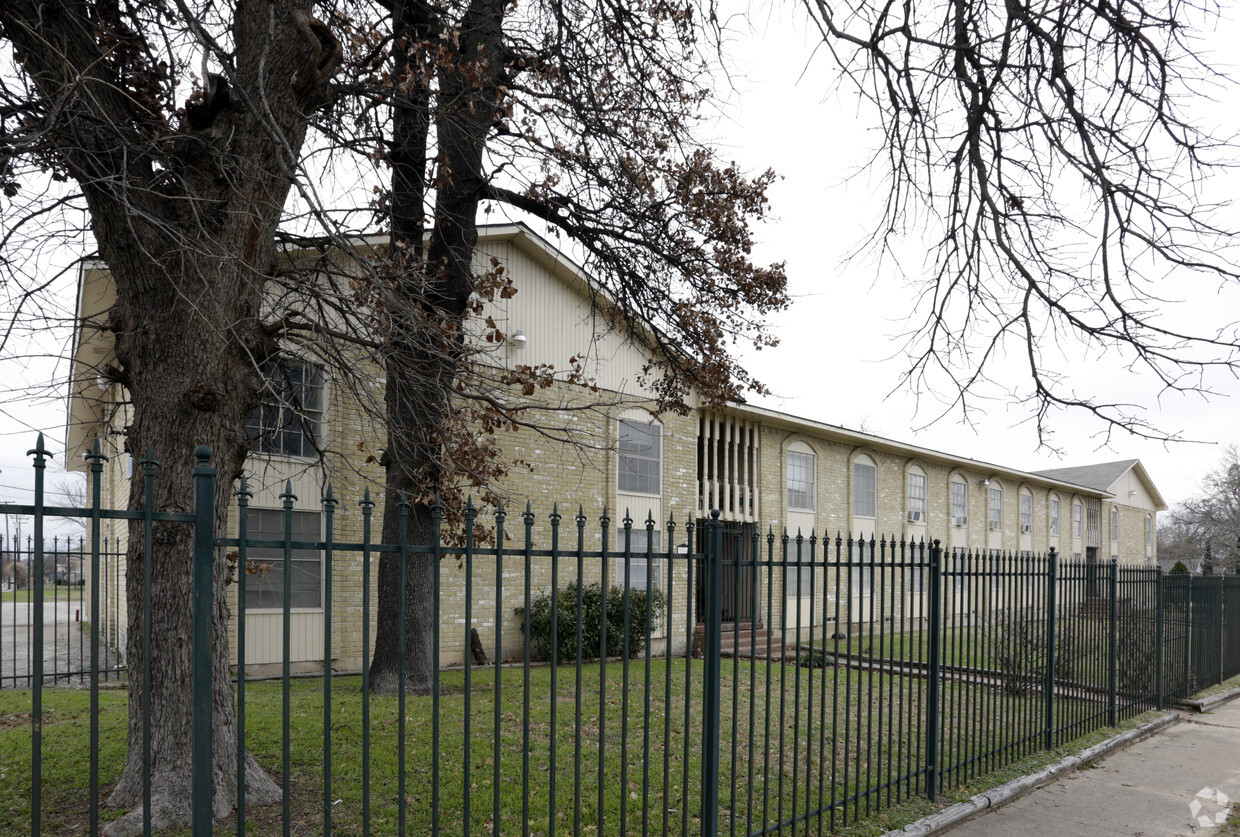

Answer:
[3,437,1240,836]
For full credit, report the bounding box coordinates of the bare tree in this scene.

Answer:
[0,1,343,831]
[801,0,1240,445]
[1165,445,1240,573]
[340,0,790,694]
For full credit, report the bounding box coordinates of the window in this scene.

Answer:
[618,419,661,495]
[907,471,927,519]
[246,360,324,458]
[1020,492,1033,533]
[951,480,968,522]
[620,528,661,589]
[850,545,873,597]
[787,449,816,510]
[1073,502,1083,538]
[988,488,1003,531]
[1111,507,1119,541]
[1050,498,1061,536]
[909,563,925,594]
[242,509,322,610]
[853,459,877,517]
[784,538,814,597]
[1146,517,1152,551]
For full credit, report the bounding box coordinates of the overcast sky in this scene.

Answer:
[2,4,1239,527]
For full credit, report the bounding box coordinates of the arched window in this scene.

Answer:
[853,455,877,518]
[618,417,661,495]
[786,442,816,511]
[988,486,1003,531]
[907,466,927,523]
[950,477,968,526]
[1019,490,1033,533]
[1050,495,1061,536]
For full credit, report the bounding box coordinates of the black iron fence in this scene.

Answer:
[3,437,1239,836]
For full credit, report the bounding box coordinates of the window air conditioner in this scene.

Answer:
[953,516,968,527]
[1021,524,1032,533]
[989,522,1002,531]
[908,510,923,523]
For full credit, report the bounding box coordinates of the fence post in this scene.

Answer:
[701,509,724,836]
[1155,566,1165,710]
[1044,548,1058,749]
[1217,577,1225,688]
[1108,558,1118,727]
[191,446,216,835]
[926,539,943,803]
[27,432,49,837]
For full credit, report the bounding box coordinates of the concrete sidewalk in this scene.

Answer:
[942,698,1240,837]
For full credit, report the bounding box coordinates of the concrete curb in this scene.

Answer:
[1175,684,1240,713]
[881,711,1181,836]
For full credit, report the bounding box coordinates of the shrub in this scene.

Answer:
[1170,561,1189,574]
[516,581,665,663]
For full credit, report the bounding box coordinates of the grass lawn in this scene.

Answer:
[0,656,1158,836]
[0,587,86,604]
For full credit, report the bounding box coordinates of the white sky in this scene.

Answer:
[2,4,1238,528]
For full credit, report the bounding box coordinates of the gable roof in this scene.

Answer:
[1032,460,1167,510]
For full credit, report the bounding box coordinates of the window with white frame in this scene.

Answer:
[784,537,814,597]
[1111,507,1119,541]
[1020,491,1033,533]
[787,449,816,511]
[907,470,927,521]
[246,359,324,458]
[1073,501,1083,538]
[620,527,661,589]
[242,508,322,610]
[1050,497,1061,536]
[988,487,1003,531]
[618,419,661,495]
[1146,516,1152,552]
[951,480,968,523]
[853,458,877,518]
[850,541,873,596]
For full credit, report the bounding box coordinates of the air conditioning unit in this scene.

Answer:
[989,522,1002,531]
[953,516,968,527]
[907,510,923,523]
[1021,524,1032,533]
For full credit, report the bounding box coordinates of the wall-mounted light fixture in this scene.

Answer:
[511,329,527,345]
[979,477,991,487]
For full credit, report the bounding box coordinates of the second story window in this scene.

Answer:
[618,419,661,495]
[787,449,816,510]
[1111,507,1119,541]
[951,480,968,523]
[1050,498,1061,536]
[853,459,877,518]
[1073,501,1083,538]
[246,359,324,458]
[907,471,927,520]
[1020,492,1033,533]
[988,487,1003,531]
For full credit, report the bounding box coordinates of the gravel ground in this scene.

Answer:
[0,599,124,689]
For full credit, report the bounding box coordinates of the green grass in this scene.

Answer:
[1190,672,1240,699]
[0,657,1191,836]
[0,587,85,603]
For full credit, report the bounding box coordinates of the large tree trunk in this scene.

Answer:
[369,0,507,694]
[0,0,343,830]
[103,260,281,834]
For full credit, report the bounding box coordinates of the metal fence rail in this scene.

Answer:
[4,438,1240,836]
